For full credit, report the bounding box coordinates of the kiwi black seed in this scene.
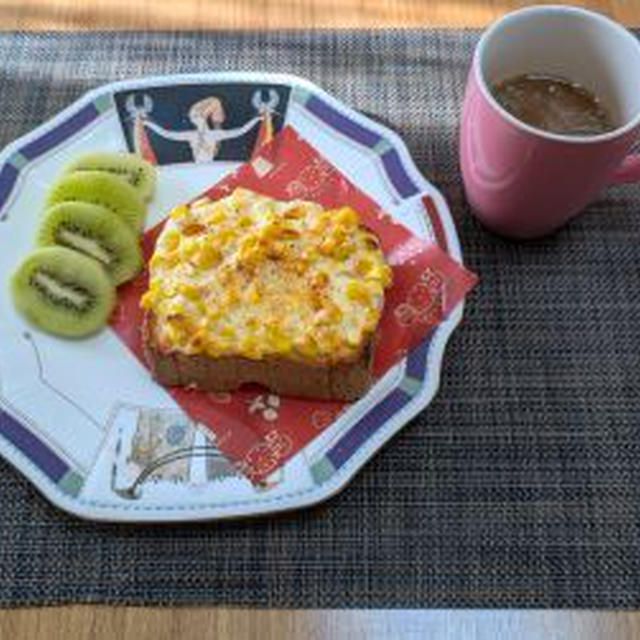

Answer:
[64,152,156,202]
[47,171,146,232]
[37,202,142,285]
[10,246,116,338]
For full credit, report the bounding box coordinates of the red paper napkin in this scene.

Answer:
[111,126,477,483]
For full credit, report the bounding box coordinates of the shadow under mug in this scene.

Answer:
[460,5,640,239]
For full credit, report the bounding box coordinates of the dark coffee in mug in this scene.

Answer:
[491,74,616,136]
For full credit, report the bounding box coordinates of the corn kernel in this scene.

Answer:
[326,302,343,321]
[318,237,337,254]
[246,284,261,304]
[310,271,329,289]
[194,245,220,269]
[238,214,253,228]
[259,220,280,240]
[221,288,239,306]
[296,334,318,357]
[188,327,209,348]
[266,242,285,260]
[203,342,220,358]
[238,234,258,252]
[364,308,380,329]
[206,308,221,323]
[367,264,392,286]
[162,228,181,250]
[318,236,338,256]
[205,207,227,225]
[149,253,164,269]
[266,325,292,353]
[279,226,300,240]
[300,247,318,262]
[241,335,257,349]
[314,304,342,324]
[166,299,185,315]
[283,206,305,219]
[237,242,264,269]
[165,324,183,344]
[170,204,189,220]
[355,257,373,276]
[310,211,331,232]
[240,335,262,359]
[157,251,180,268]
[213,227,236,246]
[182,222,206,236]
[272,335,292,353]
[346,328,361,347]
[333,228,347,244]
[216,265,233,286]
[335,207,359,227]
[178,282,200,301]
[345,280,371,303]
[203,337,223,356]
[163,281,178,297]
[148,278,161,293]
[334,242,355,261]
[292,260,308,276]
[318,228,346,255]
[196,299,208,315]
[218,325,236,339]
[179,238,199,260]
[230,189,247,207]
[309,324,334,350]
[140,291,154,309]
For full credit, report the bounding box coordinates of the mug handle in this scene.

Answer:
[610,154,640,184]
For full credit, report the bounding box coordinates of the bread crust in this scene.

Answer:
[142,311,374,401]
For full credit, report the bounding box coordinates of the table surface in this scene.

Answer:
[2,0,640,638]
[0,0,637,29]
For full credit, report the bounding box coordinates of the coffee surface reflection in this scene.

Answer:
[491,74,616,136]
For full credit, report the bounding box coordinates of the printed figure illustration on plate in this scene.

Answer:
[111,407,238,498]
[114,83,291,165]
[109,406,284,499]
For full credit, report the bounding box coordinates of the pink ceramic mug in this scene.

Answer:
[460,5,640,239]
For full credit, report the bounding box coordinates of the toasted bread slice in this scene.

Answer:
[140,188,391,401]
[143,310,374,401]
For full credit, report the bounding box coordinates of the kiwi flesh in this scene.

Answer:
[64,152,156,202]
[46,171,146,232]
[37,202,142,285]
[10,246,116,338]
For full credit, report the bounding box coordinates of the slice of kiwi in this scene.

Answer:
[37,202,143,286]
[46,171,146,232]
[10,246,116,338]
[64,152,156,202]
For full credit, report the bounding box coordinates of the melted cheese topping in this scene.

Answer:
[141,188,392,363]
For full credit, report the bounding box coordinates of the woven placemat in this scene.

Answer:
[1,30,640,608]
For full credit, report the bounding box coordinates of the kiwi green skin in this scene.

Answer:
[64,152,156,202]
[37,202,143,286]
[10,246,116,338]
[46,171,146,232]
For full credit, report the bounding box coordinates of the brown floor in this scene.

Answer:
[0,0,637,29]
[2,608,640,639]
[2,1,640,638]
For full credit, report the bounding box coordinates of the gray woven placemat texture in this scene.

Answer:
[1,30,640,608]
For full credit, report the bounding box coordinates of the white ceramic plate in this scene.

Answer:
[0,72,463,522]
